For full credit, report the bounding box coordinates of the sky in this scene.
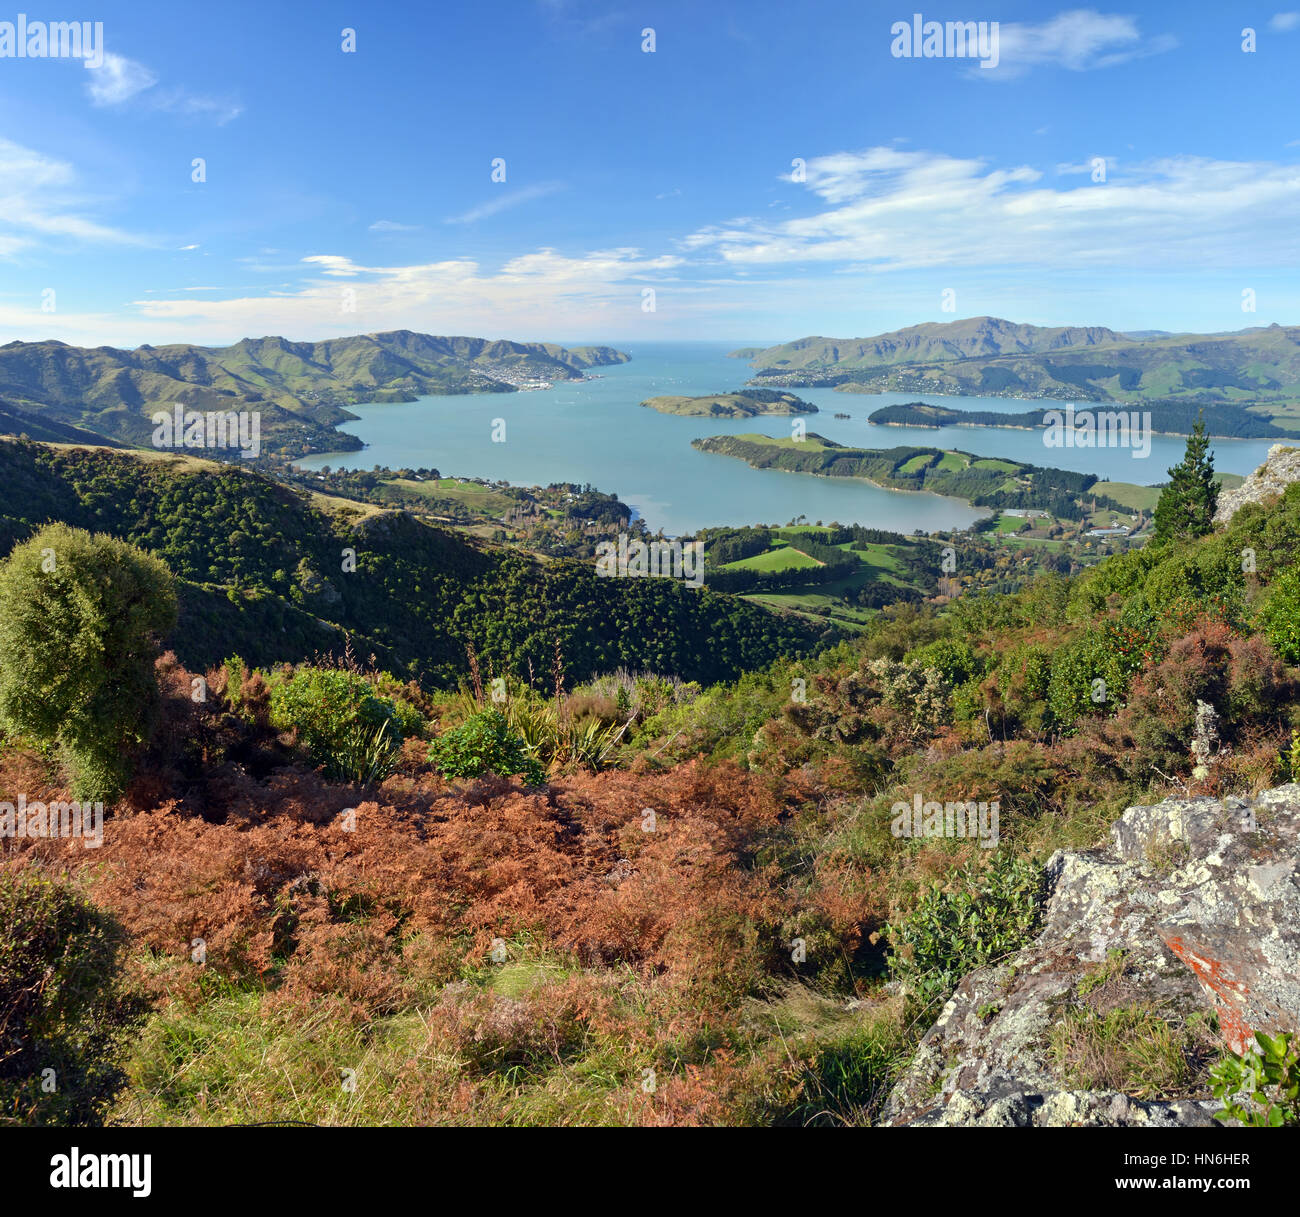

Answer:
[0,0,1298,347]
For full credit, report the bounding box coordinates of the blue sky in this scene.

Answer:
[1,0,1298,347]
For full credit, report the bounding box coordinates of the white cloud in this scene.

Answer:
[987,9,1177,77]
[685,147,1300,273]
[0,138,145,256]
[124,246,683,344]
[1269,12,1300,31]
[445,182,565,224]
[150,89,243,125]
[84,53,157,105]
[84,52,241,123]
[369,220,422,232]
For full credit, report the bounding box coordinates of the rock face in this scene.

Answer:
[881,785,1300,1127]
[1214,444,1300,525]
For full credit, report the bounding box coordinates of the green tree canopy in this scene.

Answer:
[0,523,176,800]
[1153,418,1219,545]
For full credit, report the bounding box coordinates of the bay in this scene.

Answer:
[296,341,1278,536]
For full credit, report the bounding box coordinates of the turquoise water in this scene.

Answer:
[297,342,1277,536]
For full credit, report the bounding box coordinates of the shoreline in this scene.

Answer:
[690,443,994,517]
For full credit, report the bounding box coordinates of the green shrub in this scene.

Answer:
[427,709,546,785]
[0,872,147,1126]
[1210,1031,1300,1127]
[905,638,980,687]
[0,523,176,801]
[268,667,413,783]
[1047,615,1154,731]
[1257,567,1300,666]
[1047,634,1113,728]
[995,642,1053,732]
[885,852,1044,1013]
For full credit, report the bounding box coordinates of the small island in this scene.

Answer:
[639,389,819,418]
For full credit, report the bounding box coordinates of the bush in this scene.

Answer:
[268,667,414,783]
[0,523,176,800]
[1047,615,1155,731]
[885,852,1044,1013]
[1257,567,1300,666]
[1210,1031,1300,1127]
[0,872,147,1125]
[427,709,546,785]
[905,638,980,687]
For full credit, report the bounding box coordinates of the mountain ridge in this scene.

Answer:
[0,331,631,457]
[734,316,1300,410]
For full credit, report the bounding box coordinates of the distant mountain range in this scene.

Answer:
[0,331,629,457]
[732,316,1300,410]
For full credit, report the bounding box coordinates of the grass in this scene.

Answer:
[387,476,515,515]
[1048,1002,1217,1099]
[1045,950,1219,1100]
[308,492,385,522]
[1096,473,1244,515]
[1097,482,1162,512]
[722,544,822,573]
[112,943,915,1126]
[743,591,876,627]
[727,531,919,626]
[725,432,834,451]
[992,514,1029,534]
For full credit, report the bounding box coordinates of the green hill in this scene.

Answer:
[0,331,630,458]
[0,438,823,688]
[737,316,1300,412]
[734,317,1128,369]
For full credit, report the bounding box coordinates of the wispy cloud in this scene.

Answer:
[84,52,242,123]
[684,146,1300,272]
[0,138,145,257]
[1270,12,1300,32]
[536,0,628,40]
[369,219,422,232]
[444,182,565,224]
[128,246,682,343]
[985,9,1177,78]
[84,53,156,105]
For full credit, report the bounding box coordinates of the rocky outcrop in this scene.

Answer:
[882,785,1300,1127]
[1215,444,1300,525]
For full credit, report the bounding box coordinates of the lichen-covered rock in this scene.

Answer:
[1214,444,1300,525]
[903,1088,1220,1128]
[881,784,1300,1126]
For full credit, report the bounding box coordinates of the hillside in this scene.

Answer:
[734,317,1127,369]
[0,332,630,458]
[736,317,1300,412]
[639,389,817,417]
[0,439,824,688]
[5,440,1300,1130]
